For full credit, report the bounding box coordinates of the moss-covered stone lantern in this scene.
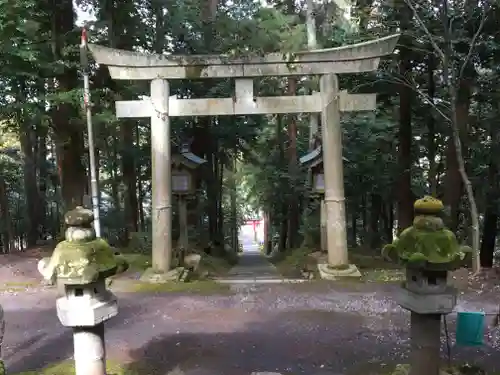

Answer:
[37,206,128,375]
[382,196,471,375]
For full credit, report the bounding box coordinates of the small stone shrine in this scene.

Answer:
[382,196,471,375]
[38,206,128,375]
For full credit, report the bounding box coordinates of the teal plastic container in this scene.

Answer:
[455,311,485,346]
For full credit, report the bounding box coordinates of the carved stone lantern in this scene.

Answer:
[172,143,206,255]
[300,145,324,194]
[382,196,471,375]
[300,145,348,251]
[37,206,128,375]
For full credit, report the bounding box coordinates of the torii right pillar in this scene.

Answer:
[317,74,362,279]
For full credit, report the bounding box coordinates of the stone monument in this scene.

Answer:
[38,206,128,375]
[88,33,399,279]
[382,196,471,375]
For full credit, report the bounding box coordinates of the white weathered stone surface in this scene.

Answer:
[396,287,457,314]
[89,34,399,80]
[56,280,118,327]
[184,253,202,271]
[140,267,182,283]
[150,78,173,273]
[317,263,362,280]
[116,91,376,118]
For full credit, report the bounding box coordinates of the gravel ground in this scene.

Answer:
[2,249,500,375]
[2,281,500,375]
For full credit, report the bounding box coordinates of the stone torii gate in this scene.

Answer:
[89,34,399,280]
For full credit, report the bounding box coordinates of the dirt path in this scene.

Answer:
[2,251,500,374]
[2,282,500,375]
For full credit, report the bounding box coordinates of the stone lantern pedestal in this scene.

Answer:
[57,278,119,375]
[397,267,457,375]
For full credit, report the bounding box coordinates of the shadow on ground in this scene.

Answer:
[5,291,500,375]
[5,301,142,374]
[121,311,497,375]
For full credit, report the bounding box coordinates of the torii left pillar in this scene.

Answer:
[118,79,173,275]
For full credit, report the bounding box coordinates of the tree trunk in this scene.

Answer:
[480,120,499,268]
[381,202,393,244]
[443,79,471,231]
[287,78,299,249]
[199,0,219,243]
[277,115,288,252]
[361,194,367,244]
[350,207,357,247]
[54,129,87,210]
[50,0,86,211]
[0,176,14,253]
[37,123,48,238]
[19,119,40,246]
[480,205,497,268]
[285,0,299,250]
[136,123,145,231]
[217,153,224,239]
[121,122,139,235]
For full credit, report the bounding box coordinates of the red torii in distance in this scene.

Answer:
[245,219,261,231]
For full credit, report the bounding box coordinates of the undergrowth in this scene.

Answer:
[12,360,137,375]
[270,246,404,282]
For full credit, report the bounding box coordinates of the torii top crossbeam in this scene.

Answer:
[88,34,399,80]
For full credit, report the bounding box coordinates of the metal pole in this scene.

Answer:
[80,27,101,237]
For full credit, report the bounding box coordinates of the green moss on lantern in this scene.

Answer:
[41,238,128,284]
[382,196,471,269]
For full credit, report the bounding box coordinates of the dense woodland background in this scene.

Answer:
[0,0,498,269]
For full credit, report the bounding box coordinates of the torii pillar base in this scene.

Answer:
[140,267,182,283]
[317,263,362,280]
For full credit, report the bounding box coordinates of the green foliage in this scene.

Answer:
[124,280,232,294]
[45,237,127,283]
[271,247,317,277]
